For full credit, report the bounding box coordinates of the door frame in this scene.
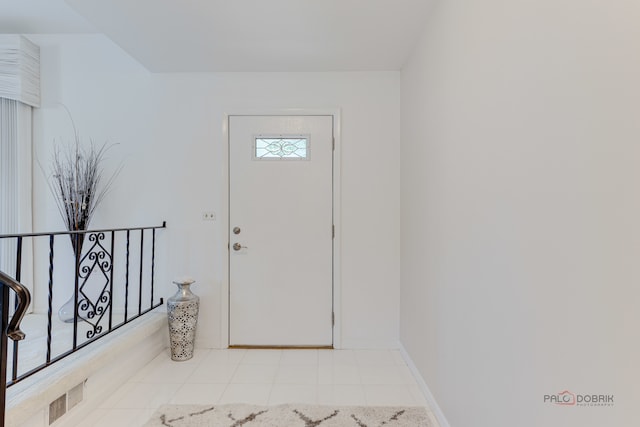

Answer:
[221,108,342,349]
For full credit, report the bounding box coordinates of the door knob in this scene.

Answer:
[232,243,247,251]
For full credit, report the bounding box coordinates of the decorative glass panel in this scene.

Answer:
[255,137,309,159]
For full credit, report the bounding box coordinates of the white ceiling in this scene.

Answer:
[1,0,433,72]
[0,0,95,33]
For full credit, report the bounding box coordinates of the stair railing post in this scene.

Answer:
[0,284,10,427]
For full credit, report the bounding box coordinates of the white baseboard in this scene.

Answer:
[398,343,451,427]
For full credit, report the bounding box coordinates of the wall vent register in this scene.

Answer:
[254,136,309,160]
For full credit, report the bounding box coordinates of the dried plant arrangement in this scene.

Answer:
[41,111,122,255]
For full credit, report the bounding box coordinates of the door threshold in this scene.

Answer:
[229,345,333,350]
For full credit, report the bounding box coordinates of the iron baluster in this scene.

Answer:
[108,231,115,331]
[72,233,80,350]
[125,230,130,323]
[151,228,155,308]
[46,235,54,364]
[138,230,144,316]
[11,236,22,382]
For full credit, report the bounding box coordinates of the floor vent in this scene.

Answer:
[48,380,85,425]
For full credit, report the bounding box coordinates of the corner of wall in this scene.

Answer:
[398,343,450,427]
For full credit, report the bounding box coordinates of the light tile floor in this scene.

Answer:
[79,348,430,426]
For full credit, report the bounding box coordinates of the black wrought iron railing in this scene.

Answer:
[0,270,31,427]
[0,223,166,407]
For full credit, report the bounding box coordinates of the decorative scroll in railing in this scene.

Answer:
[0,223,166,391]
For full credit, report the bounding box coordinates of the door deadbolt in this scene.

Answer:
[233,227,241,235]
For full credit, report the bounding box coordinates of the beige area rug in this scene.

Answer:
[143,403,434,427]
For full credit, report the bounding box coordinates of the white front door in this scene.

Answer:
[229,115,334,347]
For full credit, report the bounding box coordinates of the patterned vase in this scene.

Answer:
[167,278,200,361]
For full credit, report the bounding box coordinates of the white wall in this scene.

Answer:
[29,34,401,349]
[400,1,640,426]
